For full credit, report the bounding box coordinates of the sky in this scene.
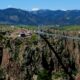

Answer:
[0,0,80,11]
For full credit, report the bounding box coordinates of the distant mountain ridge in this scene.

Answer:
[0,8,80,25]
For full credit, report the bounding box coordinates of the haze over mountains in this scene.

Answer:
[0,8,80,25]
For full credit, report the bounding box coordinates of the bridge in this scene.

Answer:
[36,31,80,40]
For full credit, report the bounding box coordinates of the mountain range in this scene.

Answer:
[0,8,80,25]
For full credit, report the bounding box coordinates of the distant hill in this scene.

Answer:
[0,8,80,25]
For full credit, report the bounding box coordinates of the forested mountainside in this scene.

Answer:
[0,8,80,25]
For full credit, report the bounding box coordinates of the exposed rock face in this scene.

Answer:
[0,47,3,65]
[1,48,10,67]
[1,31,80,80]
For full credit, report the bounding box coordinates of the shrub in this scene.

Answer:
[37,69,52,80]
[0,68,5,79]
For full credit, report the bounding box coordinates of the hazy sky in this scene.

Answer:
[0,0,80,10]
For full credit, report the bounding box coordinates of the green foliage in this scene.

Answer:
[37,69,52,80]
[18,25,38,30]
[15,38,23,46]
[31,34,38,41]
[60,25,80,31]
[53,71,67,79]
[53,70,77,79]
[28,34,38,45]
[13,38,22,60]
[0,68,5,79]
[0,34,4,41]
[14,46,19,60]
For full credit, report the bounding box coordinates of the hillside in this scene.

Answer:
[0,8,80,25]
